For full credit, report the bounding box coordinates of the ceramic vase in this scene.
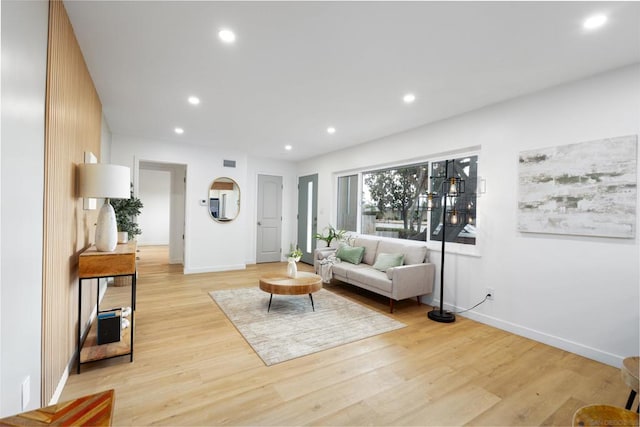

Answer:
[287,257,298,278]
[117,231,128,244]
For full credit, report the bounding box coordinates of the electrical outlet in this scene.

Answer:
[486,287,495,300]
[22,376,30,411]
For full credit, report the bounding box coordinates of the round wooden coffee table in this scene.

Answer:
[259,272,322,312]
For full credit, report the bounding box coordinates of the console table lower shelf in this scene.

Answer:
[79,314,132,365]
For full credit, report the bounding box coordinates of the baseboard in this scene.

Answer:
[52,279,107,405]
[184,264,246,274]
[169,258,183,265]
[48,360,70,405]
[430,299,623,367]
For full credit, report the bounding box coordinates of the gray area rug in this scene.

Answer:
[209,287,406,366]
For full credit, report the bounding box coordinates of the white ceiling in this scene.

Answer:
[64,1,640,161]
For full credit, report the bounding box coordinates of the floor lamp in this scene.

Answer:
[427,159,464,323]
[79,163,131,252]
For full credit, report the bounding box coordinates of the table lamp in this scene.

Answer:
[78,163,131,251]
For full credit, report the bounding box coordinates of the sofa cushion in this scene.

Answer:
[377,240,427,265]
[347,268,392,293]
[401,245,427,265]
[353,236,380,265]
[372,253,405,272]
[336,245,365,264]
[331,261,366,278]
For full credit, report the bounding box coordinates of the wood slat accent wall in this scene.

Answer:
[43,0,102,404]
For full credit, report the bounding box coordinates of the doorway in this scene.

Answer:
[256,174,283,263]
[138,161,186,265]
[297,174,318,265]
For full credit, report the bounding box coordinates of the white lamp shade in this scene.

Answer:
[79,163,131,251]
[79,163,130,199]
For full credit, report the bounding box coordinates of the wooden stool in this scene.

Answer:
[573,404,639,427]
[0,389,114,426]
[622,356,640,412]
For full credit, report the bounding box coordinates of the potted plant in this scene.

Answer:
[110,185,143,244]
[287,244,303,262]
[314,224,346,247]
[110,186,142,287]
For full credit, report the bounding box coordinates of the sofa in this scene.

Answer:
[314,235,435,312]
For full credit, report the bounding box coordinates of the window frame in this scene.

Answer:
[333,149,482,256]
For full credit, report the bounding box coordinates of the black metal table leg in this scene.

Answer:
[309,293,315,311]
[267,294,273,312]
[626,389,637,410]
[77,278,83,374]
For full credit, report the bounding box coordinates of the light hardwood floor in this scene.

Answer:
[61,245,628,426]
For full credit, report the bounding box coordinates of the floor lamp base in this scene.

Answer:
[428,308,456,323]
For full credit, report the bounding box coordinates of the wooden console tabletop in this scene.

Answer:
[79,241,136,278]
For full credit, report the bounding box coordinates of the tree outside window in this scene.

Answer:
[361,162,430,240]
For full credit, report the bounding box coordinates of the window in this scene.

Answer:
[336,153,479,246]
[361,162,430,240]
[429,156,478,245]
[337,175,358,231]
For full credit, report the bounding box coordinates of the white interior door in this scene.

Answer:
[256,174,283,263]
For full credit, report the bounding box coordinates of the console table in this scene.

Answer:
[77,241,137,373]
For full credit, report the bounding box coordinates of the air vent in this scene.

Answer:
[223,159,236,168]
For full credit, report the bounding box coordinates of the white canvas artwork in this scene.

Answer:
[518,135,637,238]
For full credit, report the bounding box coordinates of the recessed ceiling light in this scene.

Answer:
[285,145,292,151]
[188,96,200,105]
[327,127,336,135]
[403,93,416,104]
[583,14,607,30]
[218,29,236,43]
[174,127,184,135]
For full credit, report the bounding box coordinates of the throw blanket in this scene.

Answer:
[319,255,340,283]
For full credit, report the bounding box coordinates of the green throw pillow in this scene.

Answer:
[372,253,404,272]
[336,245,365,265]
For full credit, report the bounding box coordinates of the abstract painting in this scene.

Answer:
[518,135,637,238]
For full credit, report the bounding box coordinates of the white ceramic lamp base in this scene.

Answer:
[95,202,118,252]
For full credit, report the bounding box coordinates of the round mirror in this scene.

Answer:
[208,177,240,222]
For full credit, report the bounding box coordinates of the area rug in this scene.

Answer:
[209,287,406,366]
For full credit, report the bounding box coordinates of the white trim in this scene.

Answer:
[184,264,246,274]
[48,364,69,405]
[430,299,624,367]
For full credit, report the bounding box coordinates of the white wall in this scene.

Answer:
[111,136,242,272]
[0,0,49,415]
[111,137,300,272]
[100,114,112,162]
[138,169,171,245]
[298,64,640,367]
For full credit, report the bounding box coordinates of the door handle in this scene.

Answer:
[257,221,262,226]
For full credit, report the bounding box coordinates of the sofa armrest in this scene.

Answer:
[314,247,336,260]
[387,263,435,300]
[313,247,337,273]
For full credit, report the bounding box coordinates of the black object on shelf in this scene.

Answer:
[97,311,121,345]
